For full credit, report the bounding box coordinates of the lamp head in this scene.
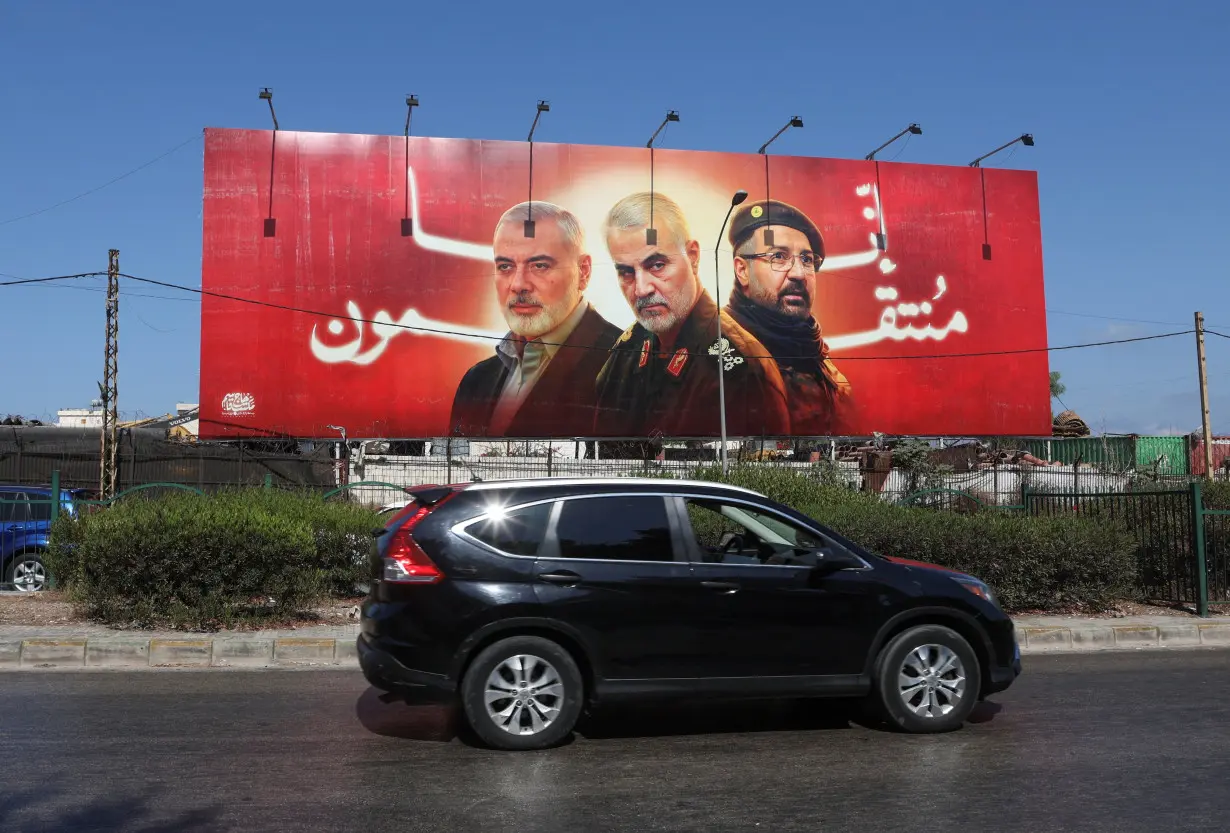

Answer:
[908,123,923,135]
[1021,133,1035,147]
[731,190,749,206]
[790,116,803,128]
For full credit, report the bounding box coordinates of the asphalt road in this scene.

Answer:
[3,650,1230,833]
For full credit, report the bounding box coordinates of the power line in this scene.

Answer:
[118,271,1195,362]
[0,133,202,227]
[1,259,1196,331]
[1206,329,1230,341]
[11,278,196,303]
[0,272,104,287]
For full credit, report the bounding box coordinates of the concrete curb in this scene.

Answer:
[0,636,360,670]
[1016,622,1230,653]
[3,620,1230,670]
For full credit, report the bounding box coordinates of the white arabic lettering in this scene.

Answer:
[310,302,506,365]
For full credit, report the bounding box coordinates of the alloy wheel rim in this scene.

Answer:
[12,560,47,592]
[898,644,966,718]
[484,654,564,736]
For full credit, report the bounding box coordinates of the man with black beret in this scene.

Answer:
[726,199,852,435]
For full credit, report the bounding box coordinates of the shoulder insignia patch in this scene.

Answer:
[708,337,745,372]
[667,347,689,377]
[638,339,650,368]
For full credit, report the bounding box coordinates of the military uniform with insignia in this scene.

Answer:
[593,289,791,437]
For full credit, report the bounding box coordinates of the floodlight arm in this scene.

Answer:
[969,133,1034,167]
[646,110,680,148]
[259,88,279,131]
[527,100,550,143]
[758,116,803,154]
[404,95,419,137]
[865,123,922,160]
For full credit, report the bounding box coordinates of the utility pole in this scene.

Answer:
[100,249,120,499]
[1195,311,1214,481]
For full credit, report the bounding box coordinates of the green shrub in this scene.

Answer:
[47,489,380,630]
[679,464,1139,613]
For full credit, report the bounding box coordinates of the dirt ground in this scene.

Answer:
[0,591,365,629]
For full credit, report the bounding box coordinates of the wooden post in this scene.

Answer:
[1196,312,1215,480]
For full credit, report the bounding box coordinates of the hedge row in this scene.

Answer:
[47,489,378,630]
[677,465,1140,612]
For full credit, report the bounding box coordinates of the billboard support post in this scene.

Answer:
[714,190,750,475]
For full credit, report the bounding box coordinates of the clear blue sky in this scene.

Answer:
[3,0,1228,435]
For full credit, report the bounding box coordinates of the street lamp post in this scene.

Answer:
[714,190,749,475]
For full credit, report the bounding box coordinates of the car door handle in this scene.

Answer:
[701,580,741,593]
[537,570,582,587]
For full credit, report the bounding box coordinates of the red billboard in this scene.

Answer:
[200,127,1050,440]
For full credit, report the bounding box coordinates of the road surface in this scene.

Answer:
[4,650,1229,832]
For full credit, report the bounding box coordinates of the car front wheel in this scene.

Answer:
[460,635,584,751]
[872,624,981,733]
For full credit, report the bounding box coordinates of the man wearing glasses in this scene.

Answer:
[726,200,851,435]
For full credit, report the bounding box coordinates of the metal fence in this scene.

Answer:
[1027,487,1199,606]
[0,426,336,495]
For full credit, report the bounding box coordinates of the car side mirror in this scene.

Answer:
[811,548,863,575]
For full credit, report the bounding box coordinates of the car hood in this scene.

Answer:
[883,555,972,580]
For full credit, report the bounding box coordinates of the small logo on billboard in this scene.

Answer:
[221,392,256,416]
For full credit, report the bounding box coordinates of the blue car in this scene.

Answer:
[0,485,80,592]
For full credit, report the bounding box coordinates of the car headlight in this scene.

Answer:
[953,576,997,606]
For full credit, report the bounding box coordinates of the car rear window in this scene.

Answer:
[555,496,674,562]
[466,501,554,557]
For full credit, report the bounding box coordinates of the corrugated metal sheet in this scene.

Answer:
[1190,437,1230,477]
[1136,435,1190,476]
[1024,437,1136,470]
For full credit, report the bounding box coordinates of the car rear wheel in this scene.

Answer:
[6,553,48,592]
[460,635,583,751]
[872,624,980,733]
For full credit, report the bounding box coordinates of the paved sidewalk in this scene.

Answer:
[2,615,1229,670]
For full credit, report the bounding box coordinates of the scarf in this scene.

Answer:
[727,288,836,392]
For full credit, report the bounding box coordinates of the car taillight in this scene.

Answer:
[383,503,445,584]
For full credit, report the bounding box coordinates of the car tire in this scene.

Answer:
[460,635,584,751]
[872,624,981,733]
[6,552,49,592]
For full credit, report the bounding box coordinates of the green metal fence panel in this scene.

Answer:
[1136,436,1190,477]
[1025,437,1137,470]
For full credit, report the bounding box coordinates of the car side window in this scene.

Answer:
[0,493,29,524]
[555,496,674,562]
[683,498,825,566]
[27,493,55,522]
[466,501,554,556]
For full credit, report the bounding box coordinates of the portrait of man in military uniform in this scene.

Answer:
[450,200,621,437]
[593,191,790,437]
[726,199,852,435]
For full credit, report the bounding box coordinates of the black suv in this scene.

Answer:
[358,478,1020,750]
